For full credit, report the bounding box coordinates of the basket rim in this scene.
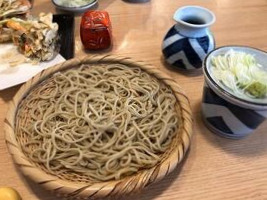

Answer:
[4,54,193,199]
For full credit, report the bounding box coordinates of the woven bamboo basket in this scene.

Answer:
[4,55,193,199]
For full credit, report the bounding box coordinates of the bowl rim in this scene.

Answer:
[52,0,98,10]
[203,45,267,107]
[4,55,193,199]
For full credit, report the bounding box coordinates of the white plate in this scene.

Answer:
[52,0,98,12]
[0,43,65,90]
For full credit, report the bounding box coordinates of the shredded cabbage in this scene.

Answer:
[56,0,94,7]
[210,49,267,99]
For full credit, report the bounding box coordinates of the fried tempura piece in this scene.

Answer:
[0,13,59,61]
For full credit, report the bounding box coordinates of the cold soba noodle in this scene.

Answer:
[16,64,179,182]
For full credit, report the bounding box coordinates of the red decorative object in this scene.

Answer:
[80,11,112,50]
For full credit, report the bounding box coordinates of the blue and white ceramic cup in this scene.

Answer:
[202,46,267,139]
[162,6,216,70]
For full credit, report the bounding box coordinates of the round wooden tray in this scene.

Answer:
[4,55,193,199]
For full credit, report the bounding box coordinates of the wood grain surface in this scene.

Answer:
[1,0,267,199]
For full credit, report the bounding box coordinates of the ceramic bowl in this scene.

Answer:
[52,0,98,12]
[201,46,267,139]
